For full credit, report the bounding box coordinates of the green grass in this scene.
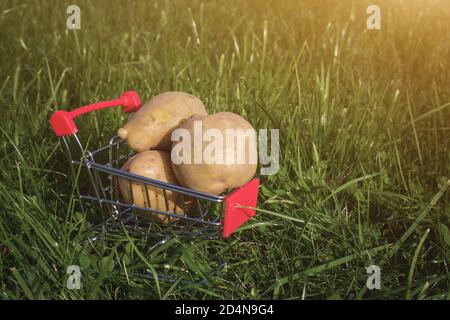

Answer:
[0,0,449,299]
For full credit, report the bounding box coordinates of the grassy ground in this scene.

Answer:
[0,0,449,299]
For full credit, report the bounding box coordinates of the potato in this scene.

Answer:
[118,91,208,152]
[171,112,258,195]
[118,150,190,224]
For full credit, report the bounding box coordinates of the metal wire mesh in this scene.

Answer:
[62,134,228,240]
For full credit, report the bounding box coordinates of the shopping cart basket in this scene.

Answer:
[50,91,260,241]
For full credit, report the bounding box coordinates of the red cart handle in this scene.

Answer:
[50,91,141,136]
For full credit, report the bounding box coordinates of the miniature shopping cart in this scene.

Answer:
[50,91,259,241]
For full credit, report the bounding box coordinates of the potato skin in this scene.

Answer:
[118,91,208,152]
[171,112,258,195]
[118,150,189,224]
